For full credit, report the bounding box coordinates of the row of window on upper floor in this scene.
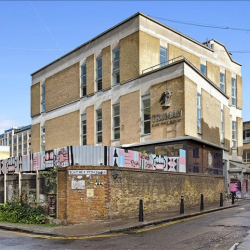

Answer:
[200,64,237,106]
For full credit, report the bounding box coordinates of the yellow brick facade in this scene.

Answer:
[225,70,232,105]
[224,105,231,150]
[102,99,112,146]
[31,82,41,117]
[201,89,221,146]
[87,54,95,95]
[150,76,185,140]
[46,62,80,111]
[168,44,200,69]
[86,105,95,145]
[120,90,140,144]
[31,123,40,153]
[102,46,112,90]
[45,111,80,150]
[206,61,220,88]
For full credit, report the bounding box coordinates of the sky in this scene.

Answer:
[0,1,250,133]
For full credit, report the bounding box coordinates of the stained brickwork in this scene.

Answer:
[45,111,80,150]
[102,46,112,90]
[225,70,232,105]
[86,105,95,145]
[87,54,95,95]
[57,166,225,223]
[184,77,197,137]
[201,89,221,146]
[57,168,67,220]
[120,31,140,83]
[31,82,41,117]
[46,62,80,111]
[237,117,243,156]
[120,90,140,144]
[206,61,220,88]
[139,31,160,73]
[224,105,231,150]
[168,44,200,69]
[31,123,40,153]
[237,75,242,110]
[102,100,111,146]
[150,76,185,140]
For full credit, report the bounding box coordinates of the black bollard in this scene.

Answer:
[232,192,235,205]
[180,196,184,214]
[220,193,223,207]
[139,199,144,222]
[200,194,204,211]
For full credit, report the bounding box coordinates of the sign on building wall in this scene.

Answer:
[71,179,85,190]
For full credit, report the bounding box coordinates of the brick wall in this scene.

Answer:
[120,90,140,144]
[31,123,40,153]
[102,99,111,146]
[102,46,112,90]
[168,44,200,69]
[225,70,232,105]
[150,76,185,140]
[184,77,197,137]
[45,110,80,150]
[31,82,41,117]
[86,105,95,145]
[120,31,140,83]
[224,105,231,150]
[46,62,80,111]
[206,61,220,88]
[87,54,95,95]
[58,166,225,223]
[237,75,242,110]
[201,89,221,146]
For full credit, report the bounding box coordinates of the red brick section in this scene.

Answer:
[57,166,224,223]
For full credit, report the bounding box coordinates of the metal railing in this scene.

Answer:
[142,55,185,74]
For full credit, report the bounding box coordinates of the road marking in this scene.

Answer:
[229,243,239,250]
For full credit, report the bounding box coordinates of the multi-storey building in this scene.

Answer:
[30,12,243,189]
[243,121,250,167]
[0,125,31,157]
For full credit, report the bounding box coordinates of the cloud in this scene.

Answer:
[0,118,20,134]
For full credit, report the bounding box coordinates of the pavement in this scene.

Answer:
[0,200,240,237]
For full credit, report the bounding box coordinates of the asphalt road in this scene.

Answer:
[0,200,250,250]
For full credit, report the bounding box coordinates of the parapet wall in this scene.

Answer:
[58,166,224,224]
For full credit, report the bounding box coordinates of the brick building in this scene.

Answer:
[30,12,243,189]
[0,125,31,157]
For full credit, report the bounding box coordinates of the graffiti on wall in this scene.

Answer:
[0,146,186,174]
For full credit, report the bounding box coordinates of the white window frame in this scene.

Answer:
[220,109,224,142]
[232,121,237,149]
[197,93,202,134]
[113,47,120,85]
[232,77,236,106]
[220,73,225,92]
[243,149,250,163]
[96,56,102,91]
[113,104,120,140]
[160,47,167,66]
[81,63,87,97]
[81,114,87,145]
[141,95,151,135]
[41,83,46,112]
[96,109,102,143]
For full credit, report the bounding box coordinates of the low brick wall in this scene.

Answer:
[57,166,224,224]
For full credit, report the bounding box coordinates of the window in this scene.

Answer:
[24,135,27,141]
[220,73,225,92]
[14,138,16,144]
[113,48,120,85]
[221,109,224,142]
[96,56,102,91]
[160,47,167,66]
[96,109,102,143]
[81,64,87,97]
[193,148,199,158]
[197,93,202,133]
[18,145,22,150]
[141,96,151,134]
[24,144,27,149]
[14,146,16,151]
[232,77,236,106]
[9,140,11,145]
[200,64,206,75]
[41,83,46,112]
[41,126,45,151]
[232,121,237,149]
[18,137,22,142]
[113,104,120,140]
[243,149,250,163]
[243,129,250,142]
[81,114,87,145]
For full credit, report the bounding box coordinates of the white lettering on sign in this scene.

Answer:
[69,170,107,175]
